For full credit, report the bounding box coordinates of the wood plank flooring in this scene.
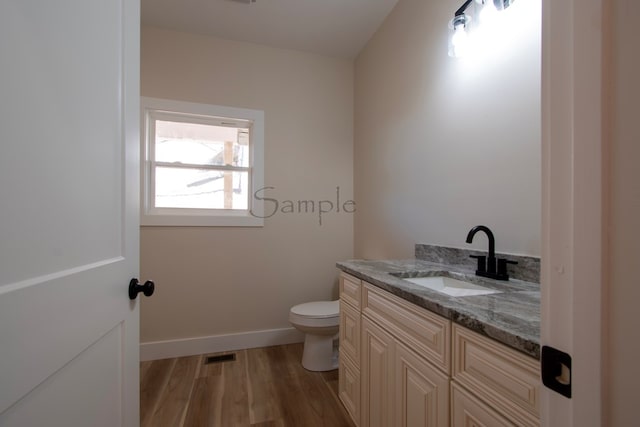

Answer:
[140,343,356,427]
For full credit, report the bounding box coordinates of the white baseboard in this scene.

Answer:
[140,327,305,361]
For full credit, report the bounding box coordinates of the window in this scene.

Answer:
[141,98,264,226]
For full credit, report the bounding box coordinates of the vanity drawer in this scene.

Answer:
[452,324,540,426]
[362,282,451,374]
[340,272,362,309]
[451,382,513,427]
[339,299,361,364]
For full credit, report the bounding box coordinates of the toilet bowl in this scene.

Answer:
[289,300,340,371]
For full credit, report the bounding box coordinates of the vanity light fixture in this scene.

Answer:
[448,0,515,58]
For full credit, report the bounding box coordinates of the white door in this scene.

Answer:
[541,0,605,425]
[0,1,141,426]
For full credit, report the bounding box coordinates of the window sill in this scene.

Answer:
[141,212,264,227]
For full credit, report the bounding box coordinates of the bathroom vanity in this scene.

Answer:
[337,254,541,427]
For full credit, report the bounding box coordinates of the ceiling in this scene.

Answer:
[141,0,400,59]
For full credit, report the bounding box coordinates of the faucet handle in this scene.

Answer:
[497,258,518,280]
[469,255,486,273]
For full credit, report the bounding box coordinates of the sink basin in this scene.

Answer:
[400,275,502,297]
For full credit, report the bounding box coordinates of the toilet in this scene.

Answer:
[289,300,340,371]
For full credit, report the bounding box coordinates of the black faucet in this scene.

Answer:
[466,225,517,281]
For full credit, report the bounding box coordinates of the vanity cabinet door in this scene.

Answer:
[339,352,361,426]
[339,300,362,425]
[361,317,394,427]
[339,273,362,426]
[394,342,449,427]
[340,300,361,364]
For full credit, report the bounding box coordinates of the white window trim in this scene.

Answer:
[140,97,264,227]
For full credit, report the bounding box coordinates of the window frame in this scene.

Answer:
[141,97,264,227]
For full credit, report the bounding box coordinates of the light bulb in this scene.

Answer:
[480,1,499,24]
[452,25,467,47]
[448,15,470,58]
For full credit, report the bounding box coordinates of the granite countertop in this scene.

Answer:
[337,259,541,359]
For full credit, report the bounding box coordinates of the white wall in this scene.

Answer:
[139,27,354,346]
[354,0,541,258]
[605,0,640,423]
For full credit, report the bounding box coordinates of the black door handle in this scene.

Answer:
[129,278,155,300]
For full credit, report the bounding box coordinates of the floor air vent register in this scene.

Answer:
[204,353,237,364]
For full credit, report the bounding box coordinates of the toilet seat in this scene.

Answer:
[289,300,339,328]
[290,300,339,318]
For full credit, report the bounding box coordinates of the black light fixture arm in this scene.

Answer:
[455,0,513,17]
[455,0,473,17]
